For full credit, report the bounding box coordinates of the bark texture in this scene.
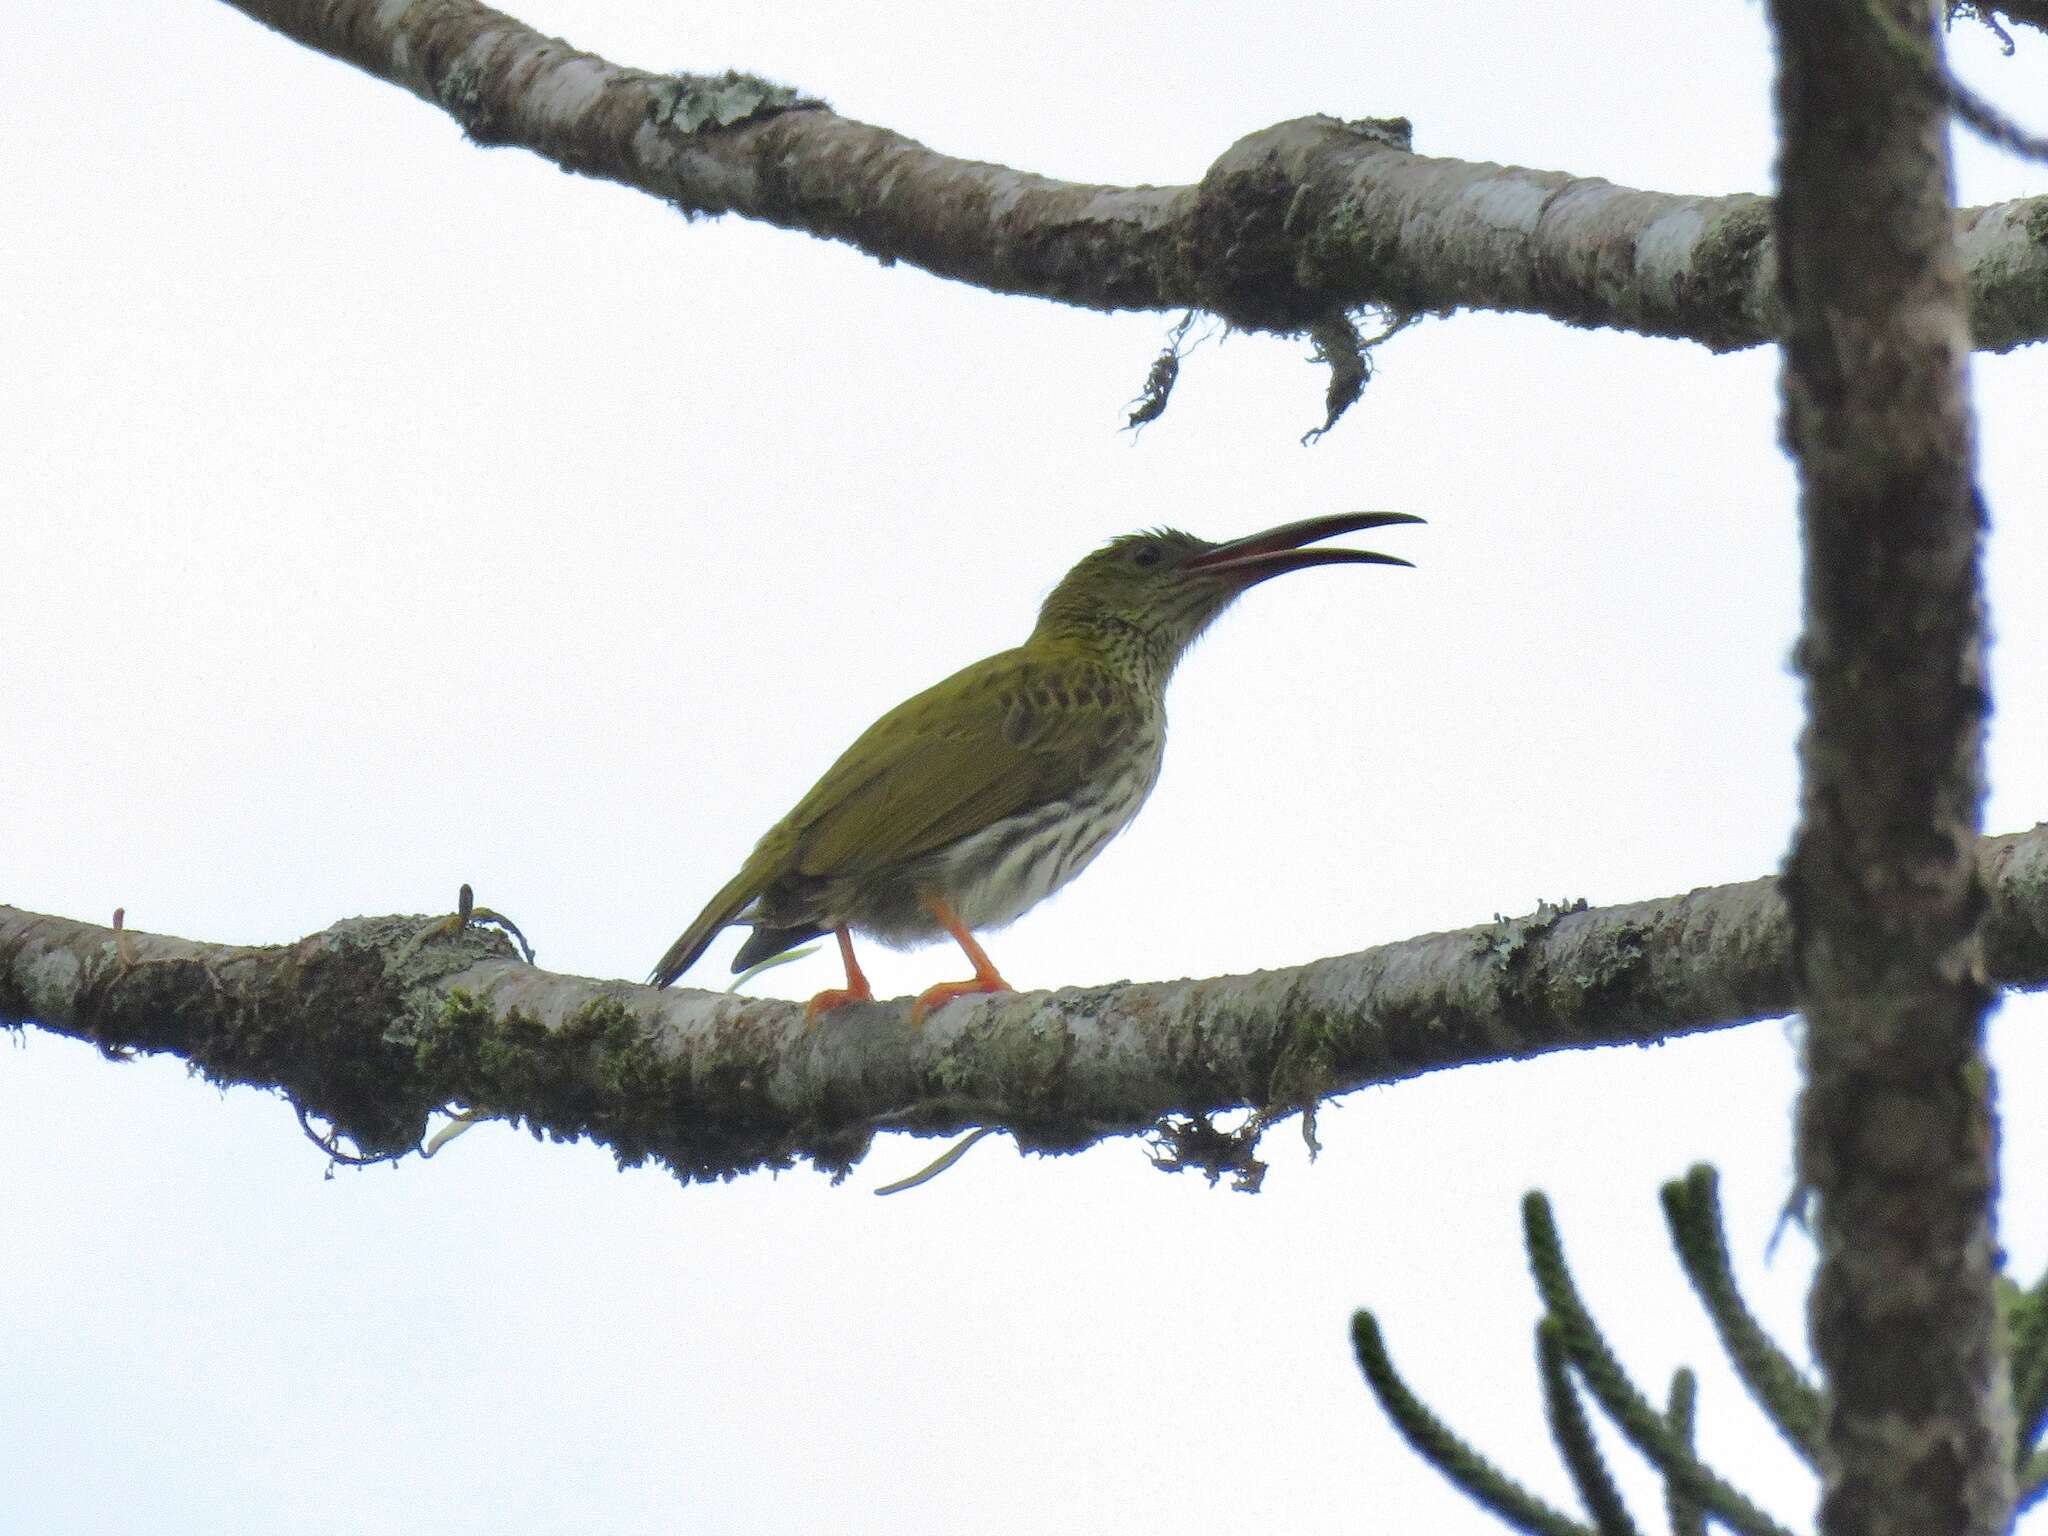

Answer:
[1769,1,2012,1532]
[4,827,2045,1184]
[214,0,2048,354]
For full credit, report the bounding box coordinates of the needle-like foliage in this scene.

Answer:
[1352,1166,2048,1534]
[1522,1192,1794,1536]
[1659,1167,1823,1464]
[2009,1269,2048,1517]
[1350,1312,1593,1536]
[1537,1318,1642,1536]
[1664,1370,1703,1536]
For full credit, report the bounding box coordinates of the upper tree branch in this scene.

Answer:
[219,0,2048,353]
[4,827,2044,1184]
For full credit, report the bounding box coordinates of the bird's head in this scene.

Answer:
[1030,511,1423,684]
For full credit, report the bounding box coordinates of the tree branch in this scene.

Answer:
[1770,0,2014,1531]
[3,827,2044,1183]
[216,0,2048,358]
[1953,1,2048,45]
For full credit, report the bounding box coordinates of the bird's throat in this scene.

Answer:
[1027,615,1180,697]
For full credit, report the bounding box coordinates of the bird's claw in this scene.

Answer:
[909,973,1012,1029]
[803,982,875,1029]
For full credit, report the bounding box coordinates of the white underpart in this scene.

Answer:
[910,734,1166,939]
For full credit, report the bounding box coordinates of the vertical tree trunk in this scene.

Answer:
[1767,2,2011,1534]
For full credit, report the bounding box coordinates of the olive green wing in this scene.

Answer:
[648,814,803,986]
[785,650,1141,881]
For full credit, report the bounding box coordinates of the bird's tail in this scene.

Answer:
[648,867,763,989]
[731,923,827,974]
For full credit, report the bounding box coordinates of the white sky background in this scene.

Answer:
[4,2,2047,1531]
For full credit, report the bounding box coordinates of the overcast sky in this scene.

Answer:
[5,3,2046,1532]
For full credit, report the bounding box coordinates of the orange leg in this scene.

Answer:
[803,927,875,1029]
[911,896,1014,1028]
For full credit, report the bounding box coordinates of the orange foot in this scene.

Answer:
[804,928,874,1030]
[911,972,1013,1029]
[803,983,873,1027]
[910,893,1016,1029]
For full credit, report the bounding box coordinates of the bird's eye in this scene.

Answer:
[1133,546,1163,568]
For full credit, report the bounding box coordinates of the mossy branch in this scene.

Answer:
[1659,1166,1823,1464]
[6,826,2047,1185]
[214,0,2048,362]
[1351,1312,1593,1536]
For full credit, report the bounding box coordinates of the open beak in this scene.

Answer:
[1182,510,1424,584]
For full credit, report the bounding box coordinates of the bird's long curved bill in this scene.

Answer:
[1183,510,1423,582]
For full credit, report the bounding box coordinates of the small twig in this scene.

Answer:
[296,1103,405,1169]
[1867,0,2048,157]
[873,1126,997,1195]
[727,944,820,993]
[404,883,536,964]
[421,1110,485,1158]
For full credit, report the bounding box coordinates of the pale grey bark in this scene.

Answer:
[4,827,2044,1183]
[213,0,2048,362]
[1768,0,2013,1532]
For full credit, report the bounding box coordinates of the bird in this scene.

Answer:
[649,510,1422,1025]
